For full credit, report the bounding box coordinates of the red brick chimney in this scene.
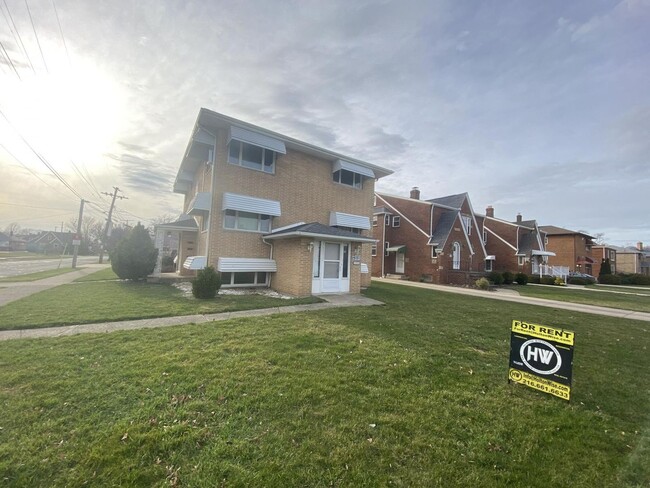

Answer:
[486,206,494,218]
[516,213,522,224]
[410,187,420,200]
[637,242,644,251]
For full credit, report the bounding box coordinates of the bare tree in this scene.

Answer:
[3,222,20,235]
[593,232,606,245]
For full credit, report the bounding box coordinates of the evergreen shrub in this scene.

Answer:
[192,266,221,299]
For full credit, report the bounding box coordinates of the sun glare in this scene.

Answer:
[2,59,126,172]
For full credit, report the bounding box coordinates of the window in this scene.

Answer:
[371,244,377,256]
[228,140,275,173]
[332,169,362,188]
[483,229,488,244]
[518,256,525,266]
[385,241,390,257]
[452,242,461,269]
[372,216,378,227]
[392,216,400,227]
[334,226,362,234]
[462,215,472,235]
[224,210,271,232]
[221,271,269,287]
[544,236,549,245]
[384,215,390,226]
[485,259,493,272]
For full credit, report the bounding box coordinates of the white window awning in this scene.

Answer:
[222,193,281,217]
[217,257,277,272]
[332,159,375,179]
[187,192,211,215]
[228,126,287,154]
[532,250,556,257]
[386,245,406,253]
[183,256,207,270]
[329,211,371,230]
[486,255,496,260]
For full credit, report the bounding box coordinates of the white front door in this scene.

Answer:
[312,241,350,294]
[396,252,405,274]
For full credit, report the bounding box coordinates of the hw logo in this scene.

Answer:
[519,339,562,375]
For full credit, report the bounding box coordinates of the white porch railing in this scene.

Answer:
[532,263,569,281]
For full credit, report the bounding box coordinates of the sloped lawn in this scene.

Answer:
[0,282,647,487]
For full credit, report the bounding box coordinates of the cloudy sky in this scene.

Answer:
[1,0,648,245]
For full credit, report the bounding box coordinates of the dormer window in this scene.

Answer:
[333,169,362,188]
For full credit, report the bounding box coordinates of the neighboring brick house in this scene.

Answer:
[615,242,649,275]
[154,108,392,296]
[591,245,617,276]
[538,226,595,275]
[372,189,488,285]
[480,206,554,275]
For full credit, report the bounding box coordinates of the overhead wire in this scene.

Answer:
[0,40,21,80]
[23,0,47,73]
[1,0,35,74]
[50,0,70,66]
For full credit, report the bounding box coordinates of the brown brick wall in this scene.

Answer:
[272,237,313,296]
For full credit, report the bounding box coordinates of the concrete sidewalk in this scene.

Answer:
[0,293,384,341]
[373,278,650,322]
[0,264,111,307]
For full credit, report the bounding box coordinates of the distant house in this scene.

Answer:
[591,245,617,276]
[538,226,595,275]
[28,231,74,255]
[615,242,649,275]
[480,207,555,275]
[0,232,10,251]
[372,189,488,285]
[0,232,28,252]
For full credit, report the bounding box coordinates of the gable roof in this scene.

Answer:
[428,210,457,248]
[427,193,467,209]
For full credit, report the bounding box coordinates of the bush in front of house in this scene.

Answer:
[475,277,490,290]
[620,273,650,285]
[528,275,541,284]
[192,266,221,299]
[487,271,504,285]
[502,271,514,285]
[109,223,158,280]
[554,277,565,286]
[540,276,556,285]
[598,274,622,285]
[515,272,528,285]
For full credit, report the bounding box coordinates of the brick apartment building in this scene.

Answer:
[538,226,595,275]
[154,108,392,296]
[590,245,617,276]
[616,242,649,275]
[372,189,488,285]
[480,207,554,275]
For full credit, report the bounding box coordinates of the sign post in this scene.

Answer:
[508,320,575,401]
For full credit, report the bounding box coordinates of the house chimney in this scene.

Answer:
[516,213,522,224]
[638,241,644,251]
[486,206,494,218]
[410,187,420,200]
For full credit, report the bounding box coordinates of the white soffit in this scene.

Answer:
[229,126,287,154]
[222,193,281,217]
[329,211,371,230]
[217,257,277,272]
[333,159,375,178]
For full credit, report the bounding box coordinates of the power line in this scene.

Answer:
[0,202,73,210]
[1,109,85,201]
[51,0,70,66]
[24,0,47,73]
[69,159,103,199]
[1,0,35,74]
[0,40,21,80]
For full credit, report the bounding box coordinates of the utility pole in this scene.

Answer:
[98,187,127,264]
[71,199,85,268]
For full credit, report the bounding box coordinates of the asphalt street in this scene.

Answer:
[0,255,99,278]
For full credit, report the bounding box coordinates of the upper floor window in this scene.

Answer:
[462,215,472,235]
[392,216,401,227]
[483,229,488,244]
[224,210,271,232]
[372,216,378,227]
[384,214,390,226]
[228,140,275,174]
[371,244,377,256]
[334,226,361,234]
[332,169,362,189]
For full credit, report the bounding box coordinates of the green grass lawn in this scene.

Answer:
[514,284,650,313]
[73,267,119,282]
[0,267,80,283]
[0,251,62,260]
[0,282,648,487]
[0,281,321,330]
[593,284,650,295]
